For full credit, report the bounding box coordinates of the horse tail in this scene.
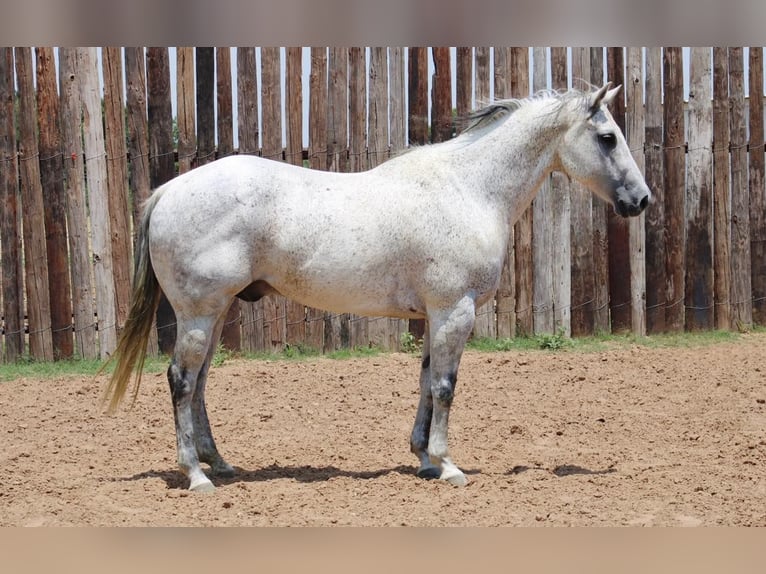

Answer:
[101,187,167,413]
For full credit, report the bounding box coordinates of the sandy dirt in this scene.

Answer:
[2,333,766,526]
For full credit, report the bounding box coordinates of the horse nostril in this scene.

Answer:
[639,195,649,211]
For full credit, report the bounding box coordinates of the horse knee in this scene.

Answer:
[432,372,457,407]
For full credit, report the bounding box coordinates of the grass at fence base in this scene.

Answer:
[1,327,763,382]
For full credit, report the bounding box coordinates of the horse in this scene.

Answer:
[103,83,651,492]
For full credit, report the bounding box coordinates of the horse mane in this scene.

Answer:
[458,88,591,135]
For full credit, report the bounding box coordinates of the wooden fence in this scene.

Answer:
[0,47,765,362]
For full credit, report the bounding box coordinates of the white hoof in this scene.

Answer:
[440,468,468,486]
[189,476,215,493]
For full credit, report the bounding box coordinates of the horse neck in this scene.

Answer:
[453,98,568,224]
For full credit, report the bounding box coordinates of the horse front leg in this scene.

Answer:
[410,327,441,479]
[426,296,475,486]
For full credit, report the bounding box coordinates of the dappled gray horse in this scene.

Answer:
[104,84,650,492]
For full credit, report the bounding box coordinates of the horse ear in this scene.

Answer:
[588,82,621,115]
[602,84,622,107]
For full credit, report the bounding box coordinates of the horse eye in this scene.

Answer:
[598,132,617,151]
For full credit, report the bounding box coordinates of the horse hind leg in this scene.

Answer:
[409,328,441,480]
[191,307,235,478]
[167,315,220,492]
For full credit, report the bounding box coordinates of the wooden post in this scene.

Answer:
[550,46,571,336]
[325,46,349,351]
[456,47,471,119]
[261,47,286,352]
[388,47,408,350]
[407,46,428,341]
[125,48,152,221]
[511,47,533,338]
[285,47,307,347]
[80,47,118,358]
[431,47,452,143]
[494,47,516,340]
[36,46,73,359]
[590,47,610,334]
[15,47,54,361]
[102,47,132,334]
[176,47,196,174]
[570,47,596,337]
[147,47,177,354]
[0,47,23,361]
[216,47,242,352]
[606,47,631,333]
[196,47,215,167]
[686,47,714,331]
[348,47,367,348]
[712,47,732,330]
[749,47,766,324]
[59,48,97,359]
[532,47,555,336]
[236,47,263,352]
[124,47,157,357]
[366,47,391,349]
[728,47,752,330]
[625,47,646,336]
[644,47,665,334]
[473,47,496,340]
[663,47,686,332]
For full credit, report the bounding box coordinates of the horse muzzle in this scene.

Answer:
[614,187,651,218]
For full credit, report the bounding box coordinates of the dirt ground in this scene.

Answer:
[2,333,766,526]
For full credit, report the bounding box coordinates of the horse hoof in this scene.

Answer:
[441,469,468,486]
[189,478,215,493]
[417,467,441,480]
[211,463,236,478]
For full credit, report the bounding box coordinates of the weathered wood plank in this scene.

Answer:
[712,47,732,330]
[407,46,428,341]
[728,47,752,330]
[80,47,118,358]
[124,47,158,357]
[15,47,54,361]
[625,46,646,336]
[663,46,686,332]
[324,46,349,351]
[0,47,24,361]
[644,47,665,334]
[176,47,196,174]
[261,47,286,352]
[570,47,595,337]
[196,47,215,168]
[590,47,610,334]
[511,47,533,338]
[473,47,496,339]
[388,47,408,350]
[59,47,97,359]
[606,47,631,333]
[685,47,714,331]
[36,46,73,359]
[236,47,263,353]
[532,47,554,335]
[285,47,307,347]
[147,47,177,354]
[102,47,132,335]
[551,46,571,336]
[348,47,368,349]
[431,47,452,144]
[216,47,241,352]
[494,46,516,340]
[749,47,766,324]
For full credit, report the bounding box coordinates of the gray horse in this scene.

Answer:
[104,84,650,492]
